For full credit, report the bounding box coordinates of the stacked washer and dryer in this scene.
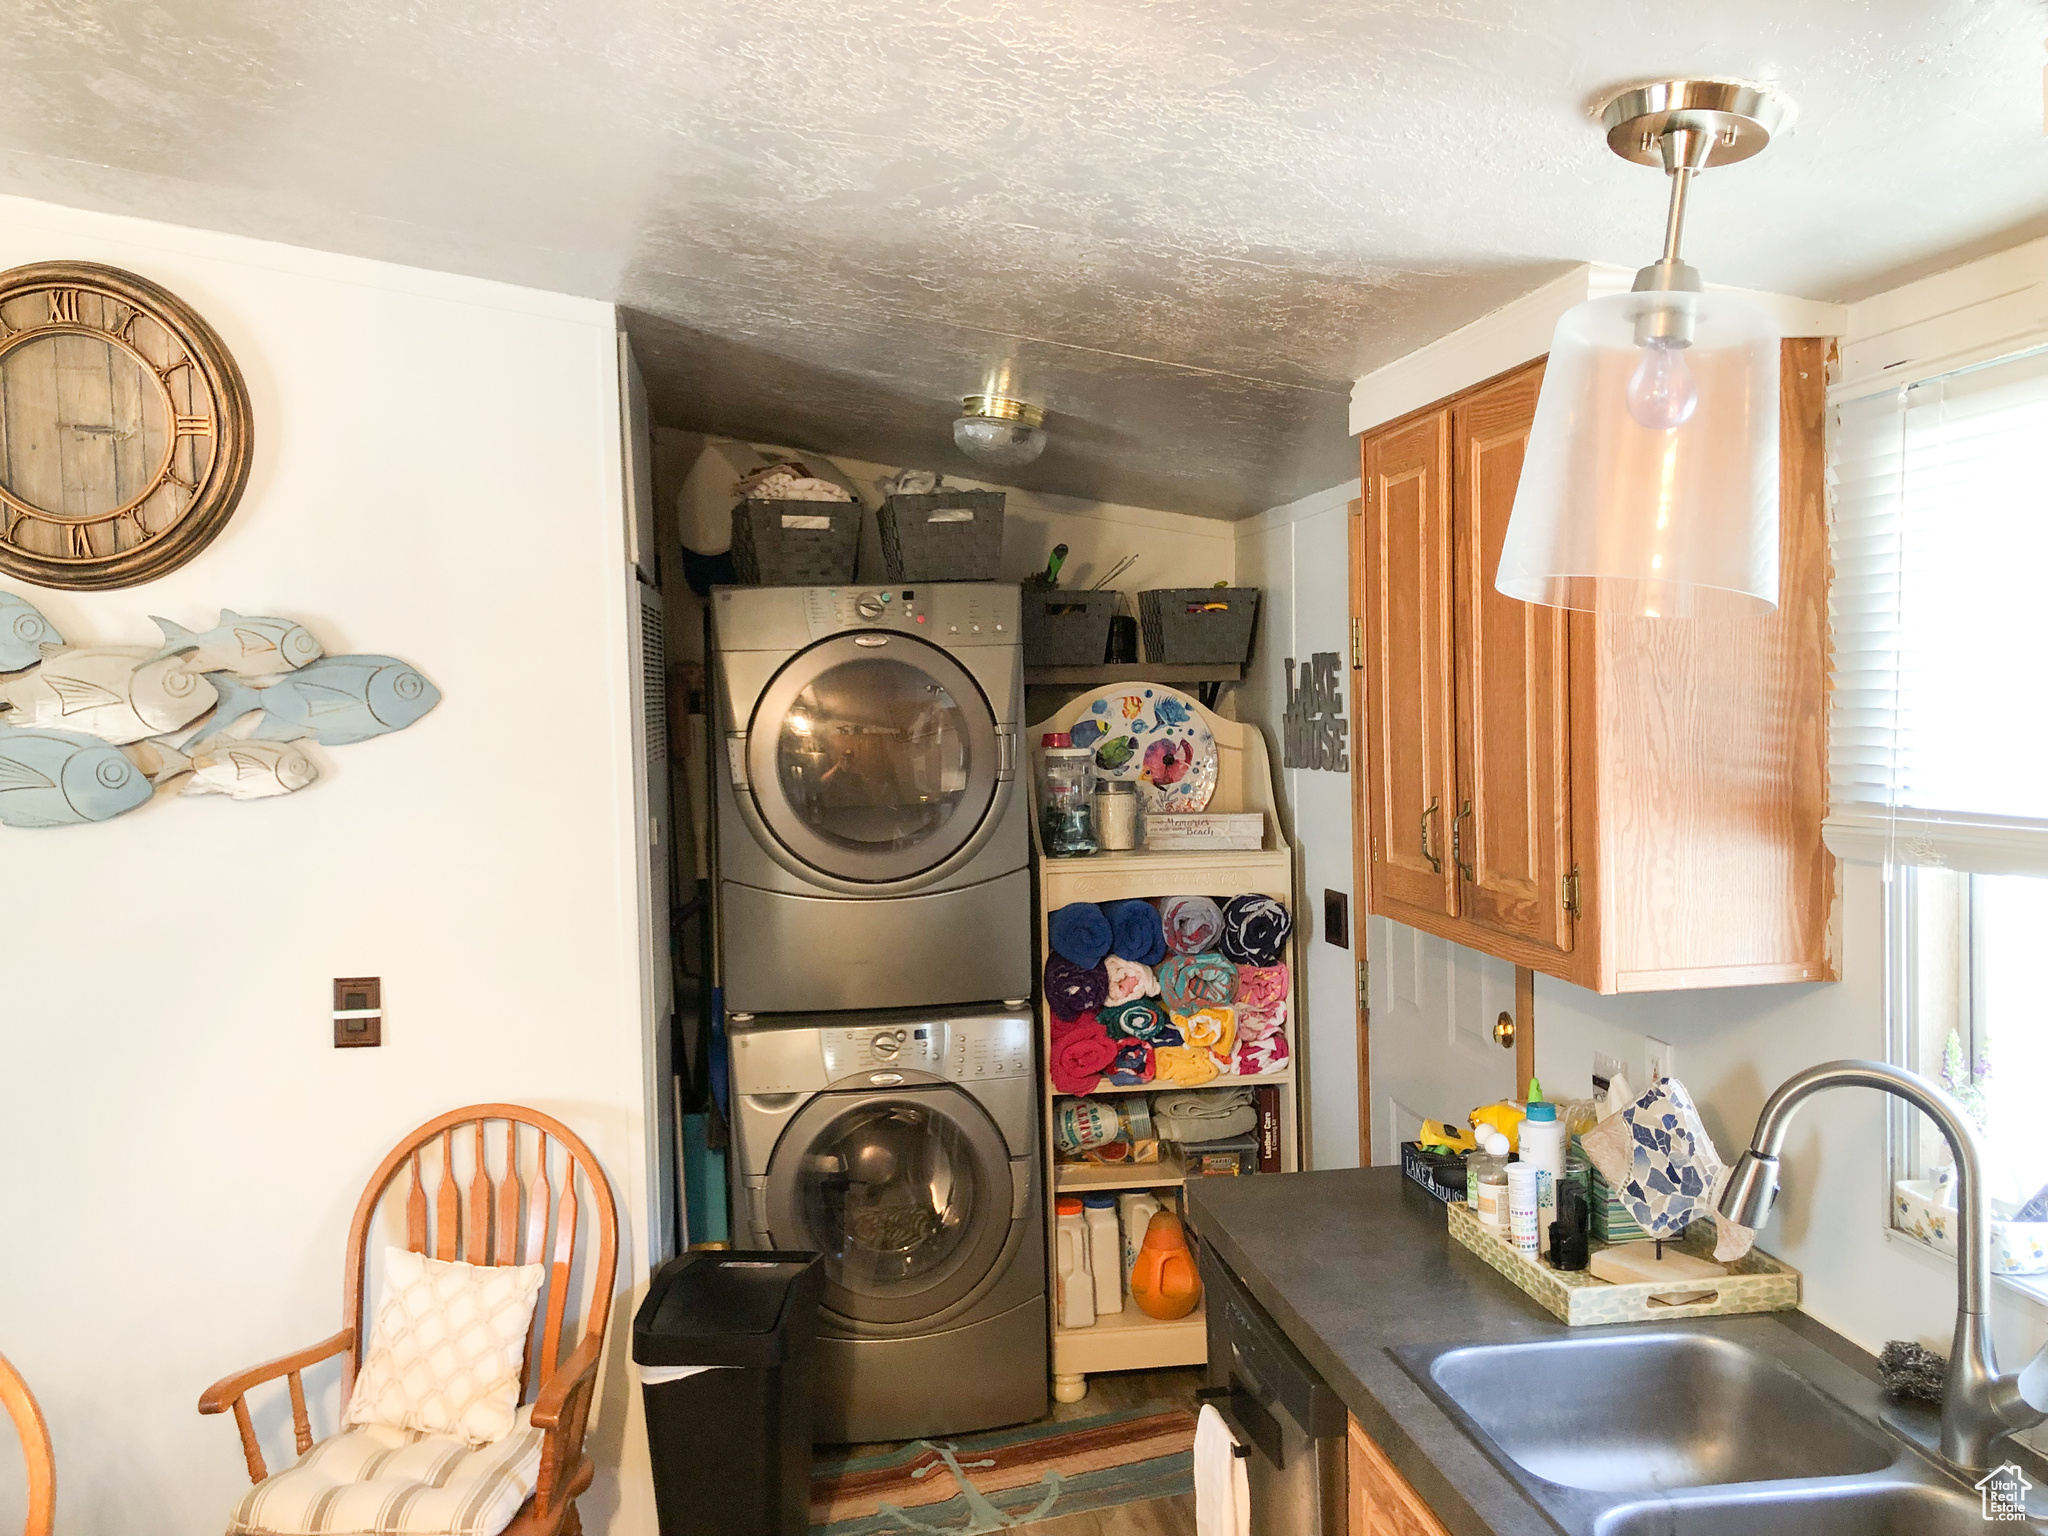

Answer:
[711,583,1047,1443]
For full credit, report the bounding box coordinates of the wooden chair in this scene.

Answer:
[0,1353,54,1536]
[199,1105,619,1536]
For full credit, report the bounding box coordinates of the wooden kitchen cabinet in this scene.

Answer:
[1348,1416,1453,1536]
[1354,343,1835,994]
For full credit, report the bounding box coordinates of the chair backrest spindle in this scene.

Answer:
[494,1120,520,1267]
[434,1130,460,1262]
[465,1121,491,1265]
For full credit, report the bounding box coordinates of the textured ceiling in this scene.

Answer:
[2,1,2043,517]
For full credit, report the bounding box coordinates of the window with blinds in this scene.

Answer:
[1838,344,2048,1274]
[1828,345,2048,873]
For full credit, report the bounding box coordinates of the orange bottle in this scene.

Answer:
[1129,1211,1203,1320]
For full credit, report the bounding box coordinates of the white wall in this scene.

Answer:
[0,196,658,1533]
[1237,480,1361,1170]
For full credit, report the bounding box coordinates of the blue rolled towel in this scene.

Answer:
[1103,898,1167,966]
[1048,901,1113,968]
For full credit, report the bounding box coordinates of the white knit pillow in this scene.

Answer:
[346,1248,545,1444]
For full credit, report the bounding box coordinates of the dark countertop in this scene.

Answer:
[1185,1165,1893,1536]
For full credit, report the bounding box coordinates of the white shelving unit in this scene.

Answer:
[1028,691,1301,1404]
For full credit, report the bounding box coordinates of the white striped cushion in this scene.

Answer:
[227,1406,541,1536]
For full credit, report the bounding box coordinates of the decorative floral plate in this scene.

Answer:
[1067,685,1218,813]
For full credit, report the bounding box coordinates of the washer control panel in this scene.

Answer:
[733,1012,1034,1093]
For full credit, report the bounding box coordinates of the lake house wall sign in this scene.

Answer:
[1282,652,1349,772]
[0,262,254,591]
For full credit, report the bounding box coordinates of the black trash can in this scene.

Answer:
[635,1250,824,1536]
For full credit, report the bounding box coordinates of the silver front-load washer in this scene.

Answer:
[711,583,1031,1015]
[729,1005,1047,1444]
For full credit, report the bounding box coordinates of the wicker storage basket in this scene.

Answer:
[878,491,1005,581]
[1021,590,1117,667]
[1139,588,1260,666]
[730,499,861,585]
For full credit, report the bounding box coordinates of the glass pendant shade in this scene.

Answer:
[1496,288,1782,618]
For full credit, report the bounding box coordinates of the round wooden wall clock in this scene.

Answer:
[0,261,253,591]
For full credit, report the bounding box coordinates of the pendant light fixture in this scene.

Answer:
[953,394,1048,467]
[1496,80,1789,618]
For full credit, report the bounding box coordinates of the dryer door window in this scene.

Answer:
[766,1087,1016,1328]
[748,633,1002,883]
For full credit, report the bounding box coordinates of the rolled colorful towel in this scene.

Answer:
[1177,1005,1236,1059]
[1103,898,1168,966]
[1104,955,1161,1006]
[1102,998,1181,1046]
[1050,1008,1100,1037]
[1219,894,1292,967]
[1105,1038,1155,1086]
[1157,952,1236,1014]
[1235,1031,1290,1076]
[1234,964,1289,1009]
[1044,954,1108,1021]
[1048,901,1113,968]
[1050,1019,1118,1095]
[1235,1000,1288,1040]
[1152,1045,1220,1087]
[1159,894,1225,955]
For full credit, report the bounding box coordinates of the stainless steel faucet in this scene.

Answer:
[1719,1059,2048,1469]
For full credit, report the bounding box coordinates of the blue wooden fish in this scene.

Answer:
[151,610,323,676]
[0,728,153,828]
[0,593,62,673]
[194,655,441,747]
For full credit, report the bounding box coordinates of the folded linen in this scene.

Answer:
[1160,895,1225,955]
[1106,1038,1155,1086]
[1235,1031,1289,1076]
[1152,1087,1257,1142]
[1177,1006,1236,1059]
[1048,902,1114,969]
[1103,898,1168,966]
[1234,964,1288,1009]
[1234,1000,1287,1040]
[1219,894,1292,967]
[1152,1046,1221,1088]
[1051,1020,1118,1095]
[1104,955,1162,1006]
[1102,998,1181,1046]
[1158,953,1236,1014]
[1044,955,1109,1021]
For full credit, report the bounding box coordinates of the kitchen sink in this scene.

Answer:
[1420,1331,1893,1493]
[1594,1479,1991,1536]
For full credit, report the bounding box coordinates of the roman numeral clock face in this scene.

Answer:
[0,262,252,590]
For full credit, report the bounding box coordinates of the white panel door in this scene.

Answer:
[1365,917,1518,1164]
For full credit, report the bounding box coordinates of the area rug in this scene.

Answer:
[811,1402,1196,1535]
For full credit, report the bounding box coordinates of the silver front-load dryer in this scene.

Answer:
[729,1006,1047,1444]
[712,584,1031,1015]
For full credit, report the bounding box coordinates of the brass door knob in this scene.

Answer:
[1493,1011,1516,1050]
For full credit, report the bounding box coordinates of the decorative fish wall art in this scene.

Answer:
[0,596,440,830]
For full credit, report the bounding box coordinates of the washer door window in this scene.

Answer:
[766,1087,1014,1327]
[748,633,1000,884]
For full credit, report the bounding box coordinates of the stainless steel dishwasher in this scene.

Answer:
[1199,1243,1348,1534]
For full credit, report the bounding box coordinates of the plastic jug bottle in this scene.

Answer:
[1055,1196,1095,1328]
[1473,1131,1512,1232]
[1117,1191,1162,1298]
[1520,1091,1569,1241]
[1129,1211,1202,1320]
[1082,1194,1123,1316]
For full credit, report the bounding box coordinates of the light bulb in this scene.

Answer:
[1626,338,1699,429]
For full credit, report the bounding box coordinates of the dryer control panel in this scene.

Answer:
[801,584,1019,646]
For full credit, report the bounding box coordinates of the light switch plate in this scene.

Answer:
[334,977,382,1049]
[1646,1036,1676,1085]
[1323,889,1350,949]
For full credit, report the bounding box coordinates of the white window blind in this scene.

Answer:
[1827,345,2048,874]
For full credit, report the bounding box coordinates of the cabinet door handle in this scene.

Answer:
[1453,800,1474,882]
[1420,797,1441,873]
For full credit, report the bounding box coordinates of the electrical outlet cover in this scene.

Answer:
[1646,1037,1677,1084]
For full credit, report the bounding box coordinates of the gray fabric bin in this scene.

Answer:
[1021,590,1117,667]
[879,491,1005,581]
[1139,588,1260,666]
[731,499,861,585]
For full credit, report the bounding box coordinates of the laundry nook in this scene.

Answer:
[0,10,2045,1536]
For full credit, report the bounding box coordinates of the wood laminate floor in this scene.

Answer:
[821,1365,1204,1535]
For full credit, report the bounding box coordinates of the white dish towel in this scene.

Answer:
[1194,1401,1251,1536]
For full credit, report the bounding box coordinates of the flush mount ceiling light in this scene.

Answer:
[953,395,1047,467]
[1496,79,1789,618]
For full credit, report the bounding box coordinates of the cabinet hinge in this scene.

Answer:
[1356,956,1369,1004]
[1563,865,1582,919]
[1350,616,1362,669]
